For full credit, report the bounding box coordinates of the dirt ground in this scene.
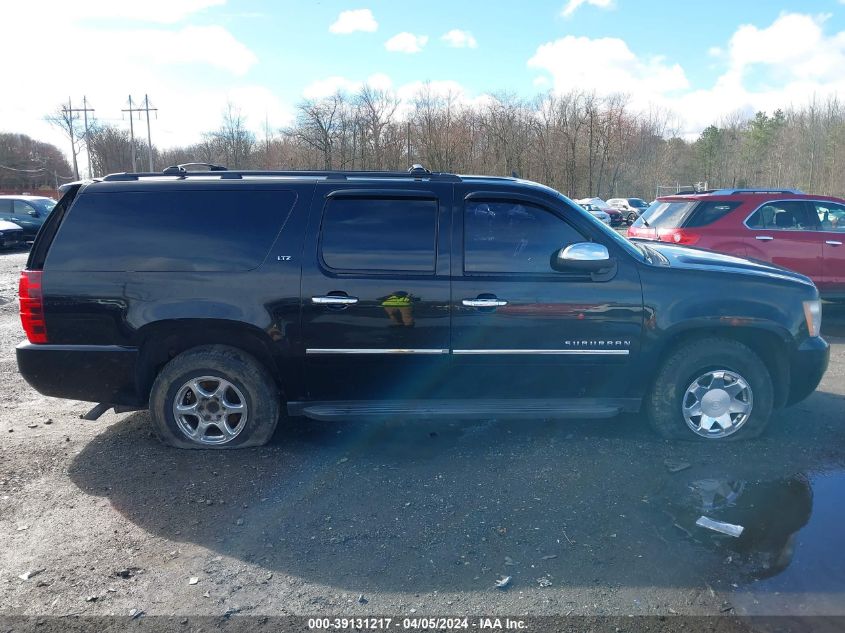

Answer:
[1,248,844,625]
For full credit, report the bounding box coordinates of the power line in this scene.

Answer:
[122,96,139,172]
[0,164,46,174]
[122,95,158,172]
[63,96,94,180]
[142,95,158,171]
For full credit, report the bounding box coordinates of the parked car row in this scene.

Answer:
[576,197,649,225]
[627,188,845,301]
[0,195,57,247]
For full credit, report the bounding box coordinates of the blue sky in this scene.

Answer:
[5,0,845,155]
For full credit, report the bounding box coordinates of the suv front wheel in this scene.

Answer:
[149,345,280,449]
[647,338,774,441]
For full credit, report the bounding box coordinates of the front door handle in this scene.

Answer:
[755,236,774,241]
[462,297,508,308]
[312,295,359,305]
[826,240,843,246]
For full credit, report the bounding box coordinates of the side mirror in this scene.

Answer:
[553,242,612,272]
[27,210,39,218]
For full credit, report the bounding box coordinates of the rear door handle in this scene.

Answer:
[312,295,359,305]
[462,298,508,308]
[755,236,774,241]
[826,240,843,246]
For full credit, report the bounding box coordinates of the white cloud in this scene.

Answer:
[302,73,394,99]
[0,0,267,159]
[19,0,226,23]
[329,9,378,34]
[385,32,429,54]
[302,76,364,99]
[560,0,615,18]
[722,13,841,84]
[441,29,478,48]
[527,13,845,139]
[298,75,485,121]
[527,36,689,97]
[131,25,257,75]
[670,12,845,136]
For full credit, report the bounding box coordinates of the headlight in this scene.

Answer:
[803,300,822,337]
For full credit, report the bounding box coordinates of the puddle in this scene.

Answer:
[663,470,845,614]
[730,471,845,614]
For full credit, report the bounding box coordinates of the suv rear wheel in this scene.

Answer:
[149,345,280,449]
[647,338,774,441]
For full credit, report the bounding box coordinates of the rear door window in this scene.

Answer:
[319,196,437,273]
[746,201,820,231]
[683,201,741,227]
[46,188,297,272]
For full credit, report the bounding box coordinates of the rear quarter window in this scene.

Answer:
[683,201,741,227]
[46,189,296,272]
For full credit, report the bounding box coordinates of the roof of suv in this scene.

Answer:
[655,188,840,202]
[81,165,570,201]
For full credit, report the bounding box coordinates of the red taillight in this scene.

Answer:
[657,229,700,245]
[19,270,47,344]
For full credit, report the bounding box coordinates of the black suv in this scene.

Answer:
[16,166,829,448]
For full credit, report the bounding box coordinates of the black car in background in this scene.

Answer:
[0,195,57,240]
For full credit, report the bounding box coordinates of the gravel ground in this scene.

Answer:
[0,248,843,625]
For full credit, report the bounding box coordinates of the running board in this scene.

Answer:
[287,399,637,422]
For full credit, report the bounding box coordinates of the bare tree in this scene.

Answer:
[45,103,86,180]
[210,103,256,168]
[290,94,347,169]
[87,123,149,176]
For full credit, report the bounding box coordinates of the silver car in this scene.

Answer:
[579,203,611,226]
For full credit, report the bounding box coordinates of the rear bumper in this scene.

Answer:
[786,337,830,406]
[16,342,144,407]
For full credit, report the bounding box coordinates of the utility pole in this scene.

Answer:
[63,97,95,180]
[81,97,94,178]
[123,95,157,172]
[122,96,138,172]
[140,94,158,171]
[407,121,411,166]
[264,112,271,169]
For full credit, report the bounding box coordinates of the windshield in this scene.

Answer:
[28,198,57,214]
[628,198,649,208]
[551,192,644,261]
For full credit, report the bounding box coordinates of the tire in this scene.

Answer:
[149,345,280,449]
[626,212,637,225]
[646,338,774,441]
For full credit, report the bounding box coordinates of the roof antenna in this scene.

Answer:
[511,170,520,178]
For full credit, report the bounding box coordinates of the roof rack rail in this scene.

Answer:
[670,189,717,195]
[102,164,462,183]
[162,162,228,174]
[709,188,804,195]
